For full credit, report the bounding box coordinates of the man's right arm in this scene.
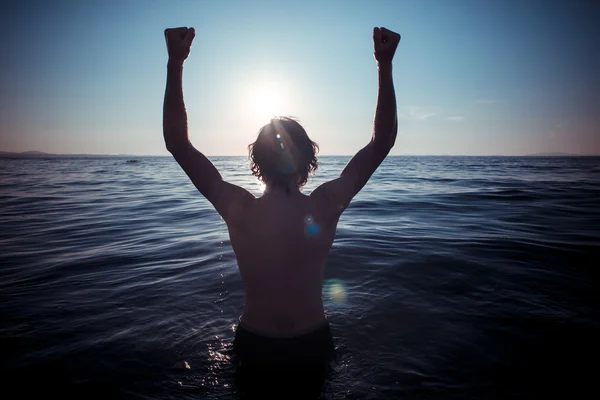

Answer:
[312,27,401,216]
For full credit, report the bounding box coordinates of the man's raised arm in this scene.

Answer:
[312,27,401,215]
[163,27,253,220]
[163,27,198,154]
[372,27,400,150]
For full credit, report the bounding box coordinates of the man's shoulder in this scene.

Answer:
[220,185,256,224]
[310,179,348,217]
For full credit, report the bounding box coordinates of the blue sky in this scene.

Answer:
[1,0,598,155]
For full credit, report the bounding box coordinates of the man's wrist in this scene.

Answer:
[168,58,185,69]
[378,61,392,75]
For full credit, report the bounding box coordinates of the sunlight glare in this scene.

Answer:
[245,82,288,122]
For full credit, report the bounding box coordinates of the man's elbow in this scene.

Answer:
[165,139,190,155]
[372,123,397,151]
[389,118,398,147]
[373,130,396,152]
[372,137,393,157]
[164,141,178,154]
[389,132,397,148]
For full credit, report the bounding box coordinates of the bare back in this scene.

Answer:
[226,190,339,335]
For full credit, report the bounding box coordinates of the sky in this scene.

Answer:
[0,0,599,156]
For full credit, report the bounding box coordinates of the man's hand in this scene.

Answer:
[165,27,195,63]
[373,27,401,66]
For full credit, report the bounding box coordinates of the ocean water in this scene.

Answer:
[1,155,598,399]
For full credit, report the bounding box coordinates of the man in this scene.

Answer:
[163,26,400,395]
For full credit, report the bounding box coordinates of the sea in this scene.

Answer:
[1,155,598,399]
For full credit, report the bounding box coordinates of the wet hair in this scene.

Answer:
[248,117,319,191]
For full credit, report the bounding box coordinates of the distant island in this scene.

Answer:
[0,151,142,158]
[524,152,581,157]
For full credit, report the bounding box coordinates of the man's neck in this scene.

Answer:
[264,183,301,196]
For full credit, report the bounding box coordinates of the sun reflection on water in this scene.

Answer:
[199,336,234,389]
[257,180,266,193]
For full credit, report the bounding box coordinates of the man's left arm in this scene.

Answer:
[163,27,253,219]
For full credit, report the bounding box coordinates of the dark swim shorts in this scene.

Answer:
[233,319,334,398]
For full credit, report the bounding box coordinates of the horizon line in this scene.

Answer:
[1,151,598,158]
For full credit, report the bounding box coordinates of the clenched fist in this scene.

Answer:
[373,27,401,65]
[164,27,196,63]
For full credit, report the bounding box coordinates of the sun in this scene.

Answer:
[247,82,286,122]
[252,86,277,117]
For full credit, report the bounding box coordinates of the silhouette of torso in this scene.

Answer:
[226,188,339,336]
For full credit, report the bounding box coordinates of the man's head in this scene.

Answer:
[248,117,319,190]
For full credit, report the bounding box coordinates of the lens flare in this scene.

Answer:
[325,279,347,304]
[304,214,320,237]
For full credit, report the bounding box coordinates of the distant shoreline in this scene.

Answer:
[0,151,597,159]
